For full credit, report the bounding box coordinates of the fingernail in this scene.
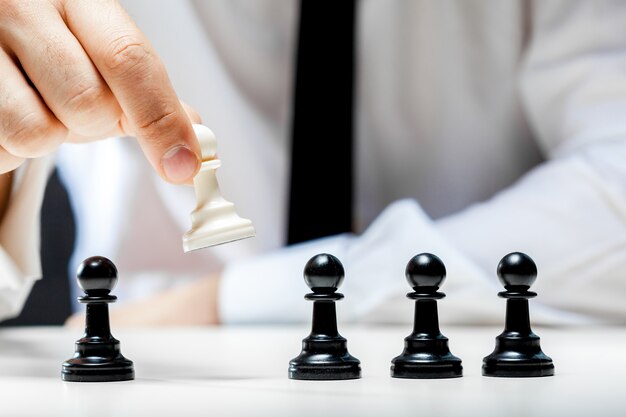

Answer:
[162,145,200,183]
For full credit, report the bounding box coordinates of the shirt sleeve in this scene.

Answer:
[436,140,626,324]
[0,156,55,320]
[435,0,626,324]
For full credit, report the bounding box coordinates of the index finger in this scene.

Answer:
[61,0,200,183]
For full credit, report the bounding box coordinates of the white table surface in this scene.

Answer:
[0,324,621,416]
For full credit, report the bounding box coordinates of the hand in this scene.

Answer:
[0,0,201,183]
[64,274,222,327]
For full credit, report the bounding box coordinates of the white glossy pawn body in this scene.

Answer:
[183,124,255,252]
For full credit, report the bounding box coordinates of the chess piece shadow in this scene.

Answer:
[288,253,361,380]
[62,256,134,382]
[391,253,462,378]
[482,252,554,377]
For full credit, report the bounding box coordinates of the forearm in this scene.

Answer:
[66,274,221,327]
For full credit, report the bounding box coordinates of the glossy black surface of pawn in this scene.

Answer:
[482,252,554,378]
[391,253,462,379]
[62,256,134,382]
[289,254,361,380]
[76,256,119,296]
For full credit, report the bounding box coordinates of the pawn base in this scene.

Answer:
[391,332,463,379]
[482,355,554,378]
[288,353,361,380]
[482,331,554,378]
[62,356,134,382]
[391,355,462,379]
[183,213,255,252]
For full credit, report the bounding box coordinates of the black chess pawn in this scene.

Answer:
[482,252,554,377]
[391,253,462,378]
[62,256,134,382]
[288,253,361,380]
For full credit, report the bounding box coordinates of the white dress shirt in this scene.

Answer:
[1,0,625,326]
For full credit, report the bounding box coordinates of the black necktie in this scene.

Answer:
[287,0,357,245]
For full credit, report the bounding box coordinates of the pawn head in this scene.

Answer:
[405,253,446,292]
[77,256,118,296]
[303,253,345,294]
[497,252,537,291]
[193,124,218,162]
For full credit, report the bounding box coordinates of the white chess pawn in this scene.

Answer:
[183,124,256,252]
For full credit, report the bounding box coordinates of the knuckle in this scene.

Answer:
[3,111,59,157]
[61,81,120,135]
[103,34,152,77]
[135,106,179,134]
[63,82,109,114]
